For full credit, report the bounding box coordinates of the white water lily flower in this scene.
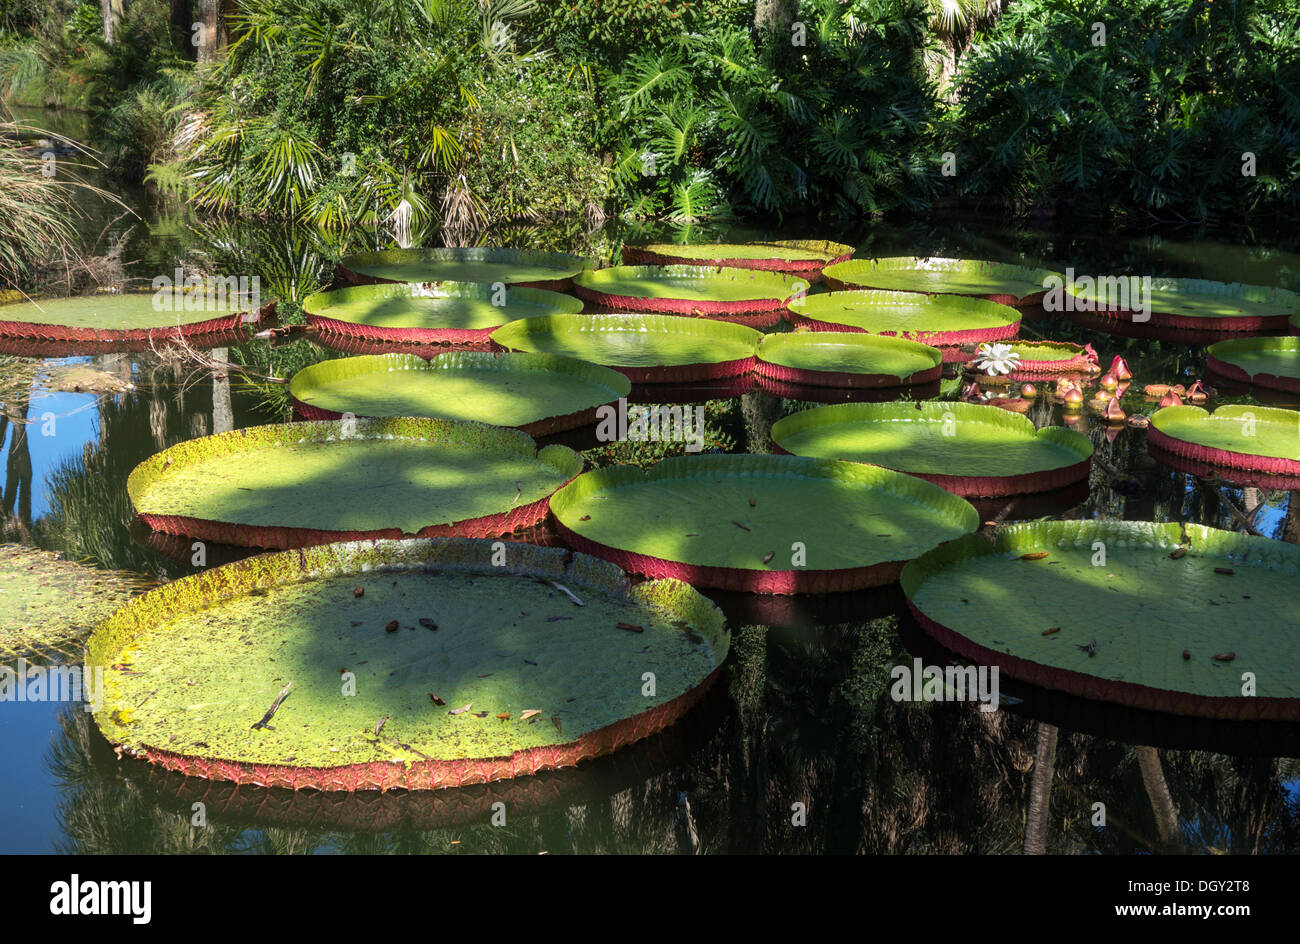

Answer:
[972,342,1022,376]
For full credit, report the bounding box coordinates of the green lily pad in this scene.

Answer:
[490,313,761,382]
[622,239,853,277]
[786,290,1021,347]
[0,291,265,337]
[1206,336,1300,392]
[127,418,583,547]
[0,545,151,663]
[1149,404,1300,461]
[87,538,728,790]
[822,257,1060,305]
[337,247,594,287]
[550,453,978,593]
[902,520,1300,720]
[1066,277,1300,328]
[287,352,629,435]
[771,402,1092,496]
[756,332,942,386]
[573,265,808,314]
[302,281,582,343]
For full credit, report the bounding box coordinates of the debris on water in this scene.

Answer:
[1213,652,1236,662]
[353,586,365,597]
[1214,567,1235,576]
[1019,552,1050,561]
[497,712,510,721]
[1042,627,1060,636]
[552,716,562,733]
[521,709,541,721]
[1077,638,1097,657]
[1182,650,1191,661]
[428,693,445,705]
[419,618,438,630]
[732,520,750,531]
[1169,547,1187,559]
[449,703,472,715]
[385,620,399,633]
[762,551,774,564]
[617,621,644,633]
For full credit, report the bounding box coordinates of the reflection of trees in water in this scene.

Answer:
[40,357,223,575]
[47,613,1300,853]
[1,385,33,542]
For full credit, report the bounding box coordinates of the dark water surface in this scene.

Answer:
[2,110,1299,854]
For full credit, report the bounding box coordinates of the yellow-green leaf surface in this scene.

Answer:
[338,247,594,285]
[303,282,581,332]
[491,313,761,368]
[1151,405,1300,460]
[903,521,1300,702]
[288,353,629,426]
[551,454,978,571]
[771,402,1091,476]
[128,418,581,533]
[88,540,727,768]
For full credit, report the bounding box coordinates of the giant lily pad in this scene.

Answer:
[0,291,272,344]
[491,313,761,383]
[550,453,978,593]
[127,418,583,548]
[1066,277,1300,332]
[0,545,151,663]
[822,257,1060,307]
[771,402,1092,497]
[755,332,942,389]
[1147,404,1300,479]
[1206,336,1300,394]
[573,265,808,328]
[87,538,728,791]
[973,340,1099,376]
[303,281,582,346]
[336,247,595,292]
[621,239,853,280]
[786,290,1021,356]
[902,520,1300,721]
[287,352,629,436]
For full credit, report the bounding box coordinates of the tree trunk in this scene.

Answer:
[1023,723,1057,854]
[102,0,126,46]
[754,0,797,34]
[195,0,228,62]
[1136,745,1181,852]
[211,349,233,435]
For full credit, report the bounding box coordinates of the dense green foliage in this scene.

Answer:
[946,0,1300,219]
[2,0,1299,237]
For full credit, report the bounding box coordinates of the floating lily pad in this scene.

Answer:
[573,265,808,327]
[1206,336,1300,394]
[621,239,853,280]
[0,291,272,344]
[287,352,629,436]
[755,332,942,389]
[87,538,728,790]
[336,247,595,291]
[128,418,583,548]
[977,340,1099,376]
[491,313,761,383]
[550,453,978,593]
[1066,277,1300,332]
[771,402,1092,497]
[1147,404,1300,479]
[303,281,582,346]
[902,520,1300,721]
[822,257,1060,307]
[786,290,1020,356]
[0,545,151,663]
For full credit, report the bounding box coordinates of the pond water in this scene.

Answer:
[2,109,1298,854]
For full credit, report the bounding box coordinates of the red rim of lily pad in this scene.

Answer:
[621,239,854,281]
[286,352,630,438]
[902,521,1300,721]
[955,340,1099,375]
[822,257,1059,308]
[87,539,729,791]
[1066,277,1300,332]
[1205,337,1300,395]
[753,332,943,389]
[573,265,807,324]
[550,454,978,594]
[0,295,274,345]
[770,402,1093,498]
[127,418,583,549]
[304,282,583,347]
[1146,404,1300,479]
[334,248,595,292]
